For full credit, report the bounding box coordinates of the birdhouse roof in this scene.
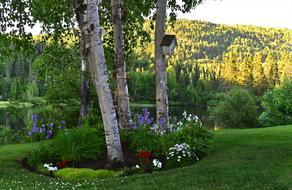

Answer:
[160,35,177,46]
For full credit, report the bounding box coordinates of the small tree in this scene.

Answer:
[260,79,292,127]
[210,87,259,128]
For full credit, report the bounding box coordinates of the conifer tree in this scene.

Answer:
[265,51,279,87]
[238,52,253,88]
[253,52,267,94]
[222,51,238,85]
[279,51,289,82]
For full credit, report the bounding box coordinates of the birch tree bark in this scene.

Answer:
[155,0,169,132]
[111,0,133,129]
[78,56,90,126]
[74,0,124,163]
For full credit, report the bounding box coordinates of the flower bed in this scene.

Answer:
[23,110,212,179]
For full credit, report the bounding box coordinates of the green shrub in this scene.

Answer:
[162,115,212,159]
[54,127,105,162]
[54,168,116,180]
[165,143,198,169]
[260,79,292,127]
[117,167,144,177]
[167,125,212,158]
[28,141,59,166]
[0,126,21,144]
[210,87,259,128]
[128,126,162,156]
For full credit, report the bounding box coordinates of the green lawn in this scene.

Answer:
[1,126,292,189]
[0,101,33,109]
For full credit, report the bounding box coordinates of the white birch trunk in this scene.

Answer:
[111,0,133,129]
[155,0,169,132]
[74,0,124,163]
[78,56,90,126]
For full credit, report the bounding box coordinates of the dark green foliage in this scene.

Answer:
[28,141,60,166]
[210,87,259,128]
[127,126,162,156]
[128,71,156,103]
[53,127,105,162]
[124,121,212,160]
[173,126,212,158]
[32,43,80,103]
[28,127,105,166]
[260,79,292,127]
[0,126,22,145]
[117,167,144,177]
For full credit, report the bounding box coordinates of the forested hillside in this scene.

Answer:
[129,20,292,103]
[0,20,292,105]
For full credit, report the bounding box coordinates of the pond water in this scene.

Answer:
[0,104,211,132]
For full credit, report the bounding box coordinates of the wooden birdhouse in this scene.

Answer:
[160,35,177,56]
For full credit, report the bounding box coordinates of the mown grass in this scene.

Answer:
[1,126,292,189]
[0,101,33,109]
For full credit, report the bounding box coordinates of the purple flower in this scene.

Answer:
[137,109,153,126]
[32,114,38,124]
[57,125,62,129]
[40,127,46,133]
[46,130,53,139]
[61,120,65,125]
[147,118,153,125]
[130,122,136,129]
[158,117,164,128]
[50,123,54,128]
[138,114,144,125]
[32,124,39,133]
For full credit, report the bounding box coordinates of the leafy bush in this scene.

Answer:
[163,112,212,163]
[164,124,212,158]
[129,126,162,156]
[53,127,105,162]
[166,143,199,169]
[28,127,105,168]
[0,126,22,144]
[54,168,116,180]
[210,87,259,128]
[28,141,59,166]
[260,80,292,127]
[124,109,212,171]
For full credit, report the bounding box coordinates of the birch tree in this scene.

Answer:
[111,0,133,129]
[155,0,169,131]
[73,0,124,162]
[154,0,203,131]
[78,56,90,126]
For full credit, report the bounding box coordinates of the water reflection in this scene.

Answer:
[0,104,211,132]
[0,105,80,131]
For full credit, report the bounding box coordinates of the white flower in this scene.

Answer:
[135,164,140,169]
[43,164,49,168]
[48,166,58,171]
[152,159,162,169]
[183,111,187,117]
[177,159,180,162]
[157,162,162,168]
[44,163,57,171]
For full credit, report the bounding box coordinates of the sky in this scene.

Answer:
[29,0,292,35]
[178,0,292,29]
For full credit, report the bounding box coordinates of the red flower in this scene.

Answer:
[138,151,152,159]
[56,160,70,169]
